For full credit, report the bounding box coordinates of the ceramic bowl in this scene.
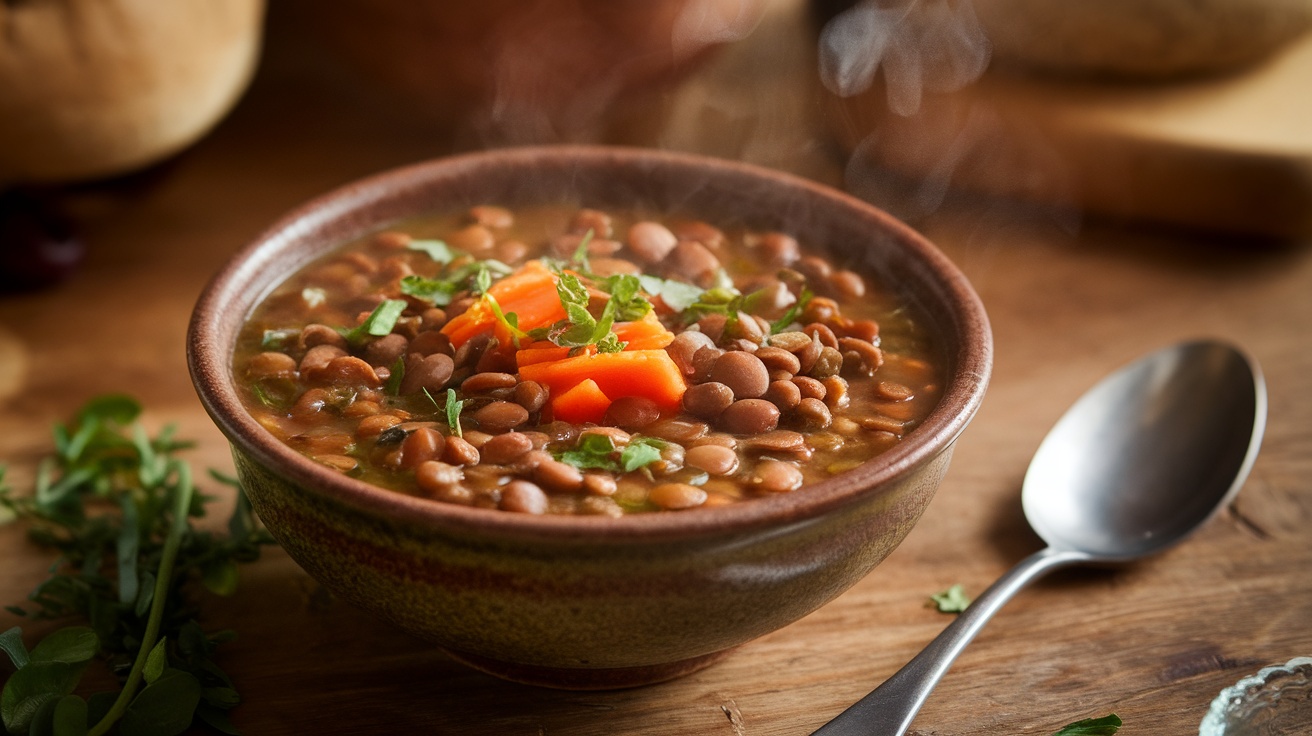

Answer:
[187,145,992,689]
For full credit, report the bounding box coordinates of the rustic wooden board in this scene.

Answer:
[3,3,1311,734]
[825,31,1312,239]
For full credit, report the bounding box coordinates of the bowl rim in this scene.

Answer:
[187,144,992,543]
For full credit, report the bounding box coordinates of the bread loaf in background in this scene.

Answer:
[0,0,264,185]
[975,0,1312,79]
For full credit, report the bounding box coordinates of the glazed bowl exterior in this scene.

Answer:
[187,145,992,689]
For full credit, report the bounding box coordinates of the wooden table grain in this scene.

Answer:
[3,4,1310,734]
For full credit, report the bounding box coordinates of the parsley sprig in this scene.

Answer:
[338,299,407,347]
[397,239,512,308]
[553,434,665,474]
[0,395,274,736]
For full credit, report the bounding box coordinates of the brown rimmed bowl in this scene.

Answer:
[186,145,992,690]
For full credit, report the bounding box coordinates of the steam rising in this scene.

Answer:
[818,0,990,116]
[672,0,765,62]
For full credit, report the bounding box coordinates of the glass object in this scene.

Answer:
[1199,657,1312,735]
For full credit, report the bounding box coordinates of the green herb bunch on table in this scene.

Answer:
[0,395,275,736]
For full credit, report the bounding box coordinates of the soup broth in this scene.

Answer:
[233,204,942,515]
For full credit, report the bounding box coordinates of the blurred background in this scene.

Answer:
[4,0,1310,292]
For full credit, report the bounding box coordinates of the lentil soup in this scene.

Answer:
[233,205,942,515]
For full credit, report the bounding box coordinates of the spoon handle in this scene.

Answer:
[812,547,1089,736]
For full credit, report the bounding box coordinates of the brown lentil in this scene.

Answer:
[685,444,739,475]
[442,436,480,466]
[471,401,529,432]
[709,351,770,399]
[751,459,804,493]
[682,381,735,420]
[480,432,535,465]
[603,396,661,430]
[719,399,780,434]
[795,397,833,431]
[649,483,708,510]
[499,480,548,514]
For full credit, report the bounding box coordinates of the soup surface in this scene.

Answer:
[234,205,942,515]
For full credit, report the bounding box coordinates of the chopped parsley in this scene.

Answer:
[338,298,407,347]
[406,238,458,264]
[1052,714,1122,736]
[929,584,971,613]
[553,434,665,474]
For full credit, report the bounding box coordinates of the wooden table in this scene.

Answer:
[3,3,1310,734]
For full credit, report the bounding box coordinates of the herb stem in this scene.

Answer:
[87,461,194,736]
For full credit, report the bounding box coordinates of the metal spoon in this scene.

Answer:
[814,339,1267,736]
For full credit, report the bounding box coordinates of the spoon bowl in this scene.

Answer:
[1024,340,1266,560]
[815,340,1267,735]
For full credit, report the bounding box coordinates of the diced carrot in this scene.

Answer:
[516,344,598,368]
[519,349,687,412]
[441,261,567,348]
[613,313,675,350]
[551,378,613,424]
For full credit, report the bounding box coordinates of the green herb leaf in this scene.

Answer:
[1,660,88,735]
[143,639,169,685]
[118,669,202,736]
[29,628,98,666]
[53,694,89,736]
[554,435,665,474]
[639,275,703,313]
[473,264,494,296]
[595,333,626,354]
[384,355,405,397]
[555,434,621,471]
[619,438,665,472]
[929,584,971,613]
[444,389,464,438]
[339,299,407,346]
[259,328,299,351]
[570,229,595,273]
[599,274,652,322]
[769,286,813,334]
[407,239,458,264]
[483,293,529,345]
[76,394,141,427]
[0,628,29,670]
[1,395,275,736]
[399,274,458,306]
[117,495,141,605]
[1052,714,1122,736]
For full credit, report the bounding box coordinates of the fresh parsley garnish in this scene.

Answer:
[1052,714,1122,735]
[554,433,621,471]
[619,439,665,473]
[769,286,813,334]
[527,272,650,354]
[384,356,405,396]
[399,274,459,306]
[259,328,299,351]
[637,275,704,313]
[423,388,464,439]
[483,293,528,346]
[929,584,971,613]
[553,435,665,474]
[569,229,594,273]
[338,298,407,346]
[399,257,513,307]
[406,239,458,264]
[0,395,274,736]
